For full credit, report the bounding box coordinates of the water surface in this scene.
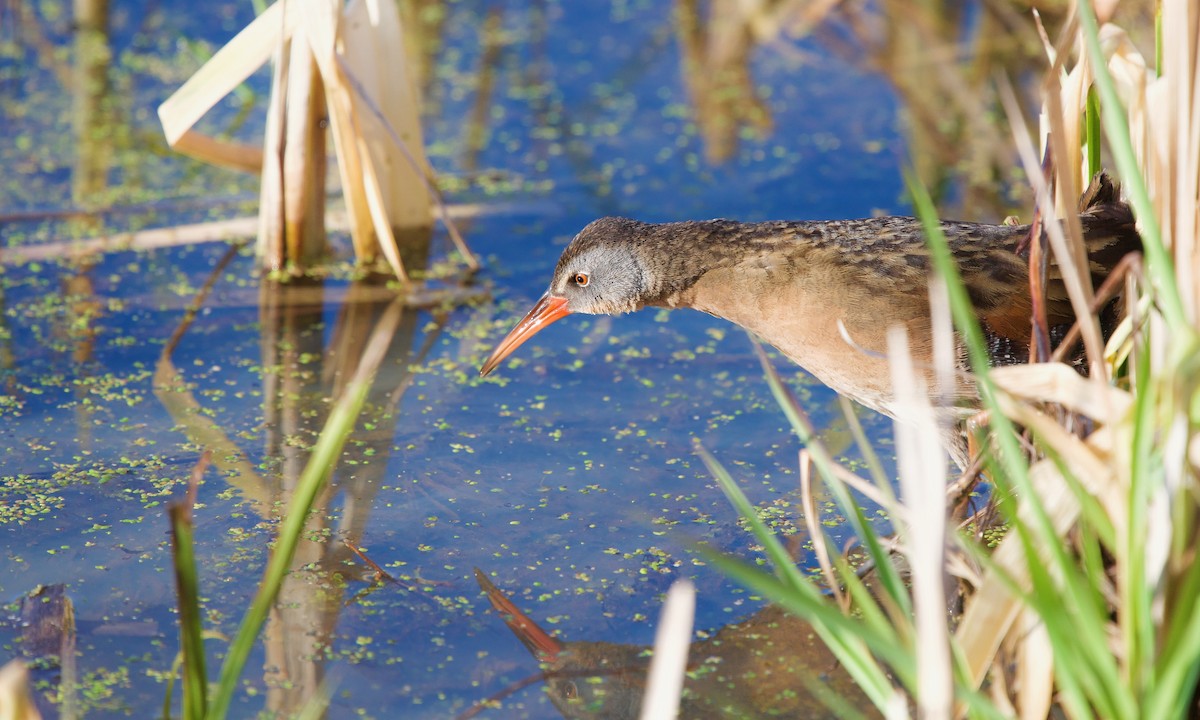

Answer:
[0,1,1041,716]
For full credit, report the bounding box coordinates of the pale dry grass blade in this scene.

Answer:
[300,0,413,279]
[995,394,1123,533]
[746,0,843,40]
[886,324,951,720]
[1159,0,1200,319]
[638,580,695,720]
[1103,291,1151,374]
[988,658,1017,717]
[989,363,1132,421]
[0,661,42,720]
[159,0,475,277]
[257,23,290,267]
[0,202,504,265]
[279,25,327,264]
[999,75,1107,380]
[1092,3,1192,617]
[955,415,1121,693]
[170,133,263,173]
[336,57,479,271]
[340,0,430,230]
[826,463,898,513]
[1044,17,1086,214]
[1031,9,1054,66]
[955,463,1066,691]
[302,0,375,262]
[157,0,301,152]
[928,276,956,404]
[799,450,844,608]
[1015,609,1053,720]
[356,131,411,281]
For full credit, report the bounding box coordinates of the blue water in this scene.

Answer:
[0,1,924,717]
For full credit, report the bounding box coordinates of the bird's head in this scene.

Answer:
[480,217,652,376]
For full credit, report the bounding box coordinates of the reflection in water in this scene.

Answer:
[461,7,505,175]
[676,0,773,165]
[71,0,113,206]
[256,276,335,715]
[820,0,1046,219]
[665,0,1154,218]
[4,1,1163,716]
[152,235,462,714]
[257,278,457,716]
[62,0,110,457]
[818,1,1146,219]
[473,569,869,719]
[15,584,77,719]
[399,0,451,110]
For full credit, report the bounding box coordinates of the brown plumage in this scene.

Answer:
[481,174,1139,464]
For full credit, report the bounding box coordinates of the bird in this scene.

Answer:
[479,175,1139,465]
[472,568,868,719]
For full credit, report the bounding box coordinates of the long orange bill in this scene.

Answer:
[474,568,564,661]
[479,293,571,377]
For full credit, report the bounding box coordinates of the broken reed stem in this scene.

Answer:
[0,202,503,265]
[335,55,479,272]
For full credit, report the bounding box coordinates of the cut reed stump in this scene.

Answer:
[157,0,474,280]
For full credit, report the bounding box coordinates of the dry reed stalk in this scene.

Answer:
[157,0,466,279]
[0,661,41,720]
[799,449,846,608]
[0,202,500,265]
[887,322,952,720]
[637,580,695,720]
[952,5,1200,714]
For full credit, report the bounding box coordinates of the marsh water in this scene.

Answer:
[0,1,1071,717]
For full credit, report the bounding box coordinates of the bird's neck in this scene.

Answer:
[638,220,824,310]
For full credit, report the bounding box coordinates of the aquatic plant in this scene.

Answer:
[157,0,476,279]
[696,1,1200,716]
[164,301,405,719]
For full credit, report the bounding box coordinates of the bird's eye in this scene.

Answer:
[563,681,578,700]
[573,272,589,287]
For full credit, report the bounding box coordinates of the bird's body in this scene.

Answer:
[481,175,1139,462]
[599,214,1010,419]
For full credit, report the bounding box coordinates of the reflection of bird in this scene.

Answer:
[474,568,868,719]
[480,175,1138,464]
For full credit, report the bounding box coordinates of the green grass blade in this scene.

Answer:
[700,550,897,707]
[751,342,910,615]
[696,444,818,593]
[168,454,210,720]
[1125,322,1157,694]
[1150,549,1200,718]
[169,506,207,719]
[837,395,892,493]
[1085,87,1101,179]
[907,169,1086,573]
[904,170,1027,488]
[907,167,1144,716]
[1017,527,1099,719]
[1011,497,1137,719]
[162,653,184,720]
[697,446,905,702]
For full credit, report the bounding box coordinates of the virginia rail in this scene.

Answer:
[480,175,1138,463]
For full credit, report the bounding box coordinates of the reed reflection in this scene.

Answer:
[152,233,475,715]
